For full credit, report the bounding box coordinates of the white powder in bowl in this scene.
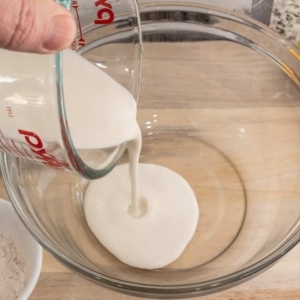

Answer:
[0,232,28,300]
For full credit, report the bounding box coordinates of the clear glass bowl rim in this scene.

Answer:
[2,1,300,298]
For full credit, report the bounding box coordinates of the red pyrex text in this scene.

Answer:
[71,0,115,50]
[18,130,69,170]
[94,0,115,24]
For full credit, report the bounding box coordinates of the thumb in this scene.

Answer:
[0,0,76,54]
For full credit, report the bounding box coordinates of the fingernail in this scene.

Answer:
[43,15,76,51]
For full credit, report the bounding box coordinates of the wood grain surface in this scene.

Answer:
[0,35,296,299]
[29,246,300,300]
[28,41,300,299]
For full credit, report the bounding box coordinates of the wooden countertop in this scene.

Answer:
[28,246,300,299]
[28,43,300,300]
[3,29,298,300]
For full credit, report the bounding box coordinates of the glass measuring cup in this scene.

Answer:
[0,0,142,179]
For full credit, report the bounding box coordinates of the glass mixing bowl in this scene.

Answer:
[2,2,300,298]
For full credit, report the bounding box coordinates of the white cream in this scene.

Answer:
[0,48,199,270]
[0,48,137,150]
[70,50,200,269]
[64,49,139,149]
[84,163,199,269]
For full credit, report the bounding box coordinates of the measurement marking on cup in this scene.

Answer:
[8,140,24,158]
[6,107,13,117]
[0,129,32,158]
[72,1,85,48]
[71,0,115,50]
[11,141,26,159]
[0,131,12,154]
[6,140,19,157]
[0,130,25,158]
[0,140,12,154]
[21,144,32,159]
[0,142,7,153]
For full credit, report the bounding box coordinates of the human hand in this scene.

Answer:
[0,0,76,54]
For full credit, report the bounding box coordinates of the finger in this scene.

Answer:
[0,0,76,54]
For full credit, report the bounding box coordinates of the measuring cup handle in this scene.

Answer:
[55,0,72,10]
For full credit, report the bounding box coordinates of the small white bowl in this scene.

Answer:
[0,198,42,300]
